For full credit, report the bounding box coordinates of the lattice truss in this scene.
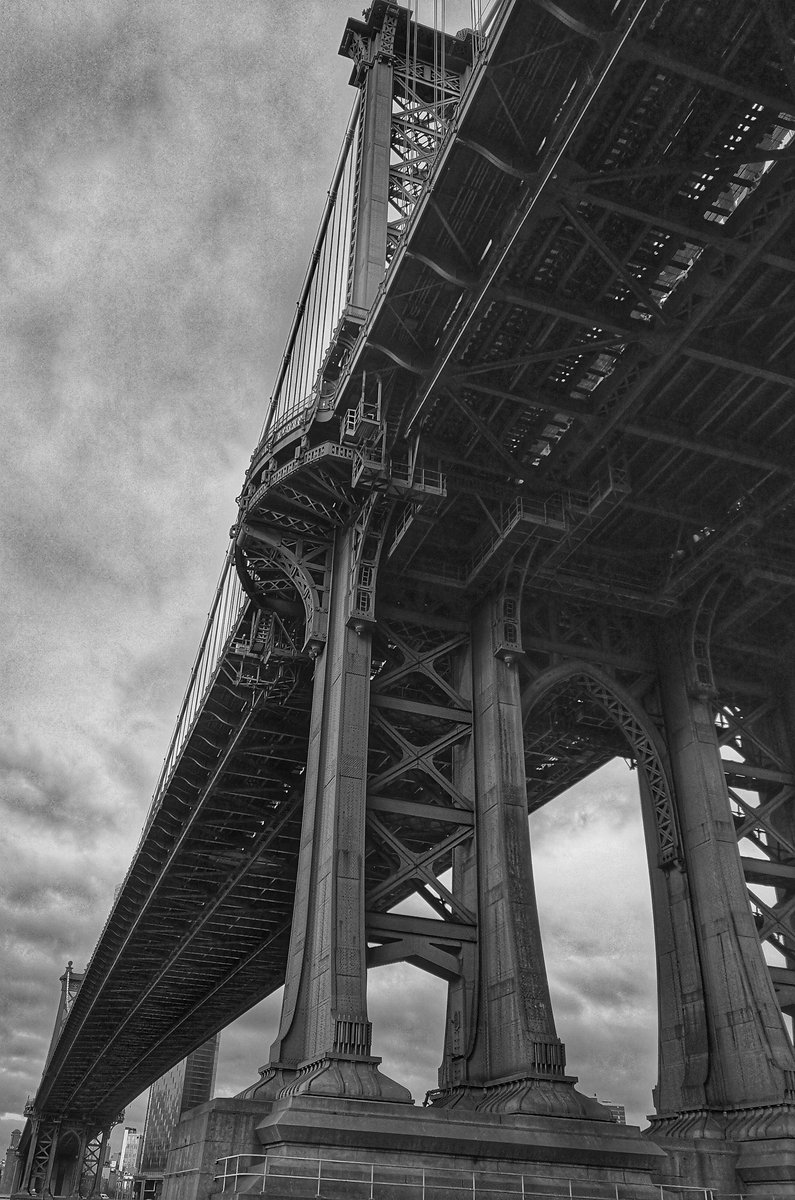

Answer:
[25,1117,57,1196]
[716,694,795,1018]
[387,52,462,261]
[366,0,795,614]
[520,595,655,784]
[22,1119,106,1199]
[235,533,332,649]
[364,614,476,977]
[77,1128,105,1200]
[523,671,679,866]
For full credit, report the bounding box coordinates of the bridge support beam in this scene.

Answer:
[650,620,795,1193]
[219,583,663,1200]
[434,599,608,1118]
[245,527,411,1104]
[345,6,395,314]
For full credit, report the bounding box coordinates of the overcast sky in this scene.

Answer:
[0,0,657,1162]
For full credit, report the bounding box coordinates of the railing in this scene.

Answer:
[144,545,246,827]
[214,1154,777,1200]
[391,460,447,496]
[466,494,568,581]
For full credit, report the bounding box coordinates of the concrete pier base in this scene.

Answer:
[649,1128,795,1200]
[162,1095,665,1200]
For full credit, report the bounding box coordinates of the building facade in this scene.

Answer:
[135,1037,219,1200]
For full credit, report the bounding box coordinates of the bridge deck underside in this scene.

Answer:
[337,0,795,675]
[37,605,313,1121]
[33,0,795,1126]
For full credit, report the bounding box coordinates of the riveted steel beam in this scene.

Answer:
[625,40,795,117]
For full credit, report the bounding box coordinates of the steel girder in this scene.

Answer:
[328,0,795,632]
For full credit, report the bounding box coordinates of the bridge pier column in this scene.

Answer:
[14,1115,108,1200]
[653,620,795,1190]
[635,770,710,1119]
[17,1114,59,1196]
[247,527,411,1104]
[435,598,608,1119]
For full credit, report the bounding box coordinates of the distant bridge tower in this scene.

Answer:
[0,1129,22,1197]
[228,3,795,1196]
[12,964,112,1200]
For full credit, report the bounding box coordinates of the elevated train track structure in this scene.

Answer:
[15,2,795,1197]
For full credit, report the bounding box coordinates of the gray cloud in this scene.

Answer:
[0,725,125,838]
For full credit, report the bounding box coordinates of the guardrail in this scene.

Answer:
[214,1153,776,1200]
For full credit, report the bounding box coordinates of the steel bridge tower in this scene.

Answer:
[227,4,795,1195]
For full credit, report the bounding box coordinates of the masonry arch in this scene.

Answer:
[520,660,710,1121]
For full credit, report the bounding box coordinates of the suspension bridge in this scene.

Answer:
[12,2,795,1197]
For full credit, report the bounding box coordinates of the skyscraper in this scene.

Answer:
[118,1128,141,1200]
[135,1037,219,1200]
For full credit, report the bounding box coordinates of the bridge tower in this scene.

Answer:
[221,3,795,1197]
[11,965,112,1200]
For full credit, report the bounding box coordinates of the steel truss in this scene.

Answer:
[365,611,476,966]
[718,694,795,1020]
[19,1114,109,1200]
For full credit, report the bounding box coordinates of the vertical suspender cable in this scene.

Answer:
[332,149,347,317]
[261,92,363,440]
[441,0,446,138]
[319,209,333,364]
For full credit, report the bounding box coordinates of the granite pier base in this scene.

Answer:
[160,1095,666,1200]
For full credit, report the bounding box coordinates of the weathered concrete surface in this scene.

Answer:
[162,1094,665,1200]
[161,1099,263,1200]
[258,1093,664,1169]
[651,1130,795,1199]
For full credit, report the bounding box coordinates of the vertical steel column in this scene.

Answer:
[635,771,710,1121]
[257,529,411,1102]
[18,1117,41,1194]
[77,1125,109,1200]
[657,622,795,1117]
[244,5,401,1105]
[438,599,607,1117]
[346,12,396,315]
[775,680,795,993]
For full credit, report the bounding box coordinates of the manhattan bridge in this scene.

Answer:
[12,1,795,1197]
